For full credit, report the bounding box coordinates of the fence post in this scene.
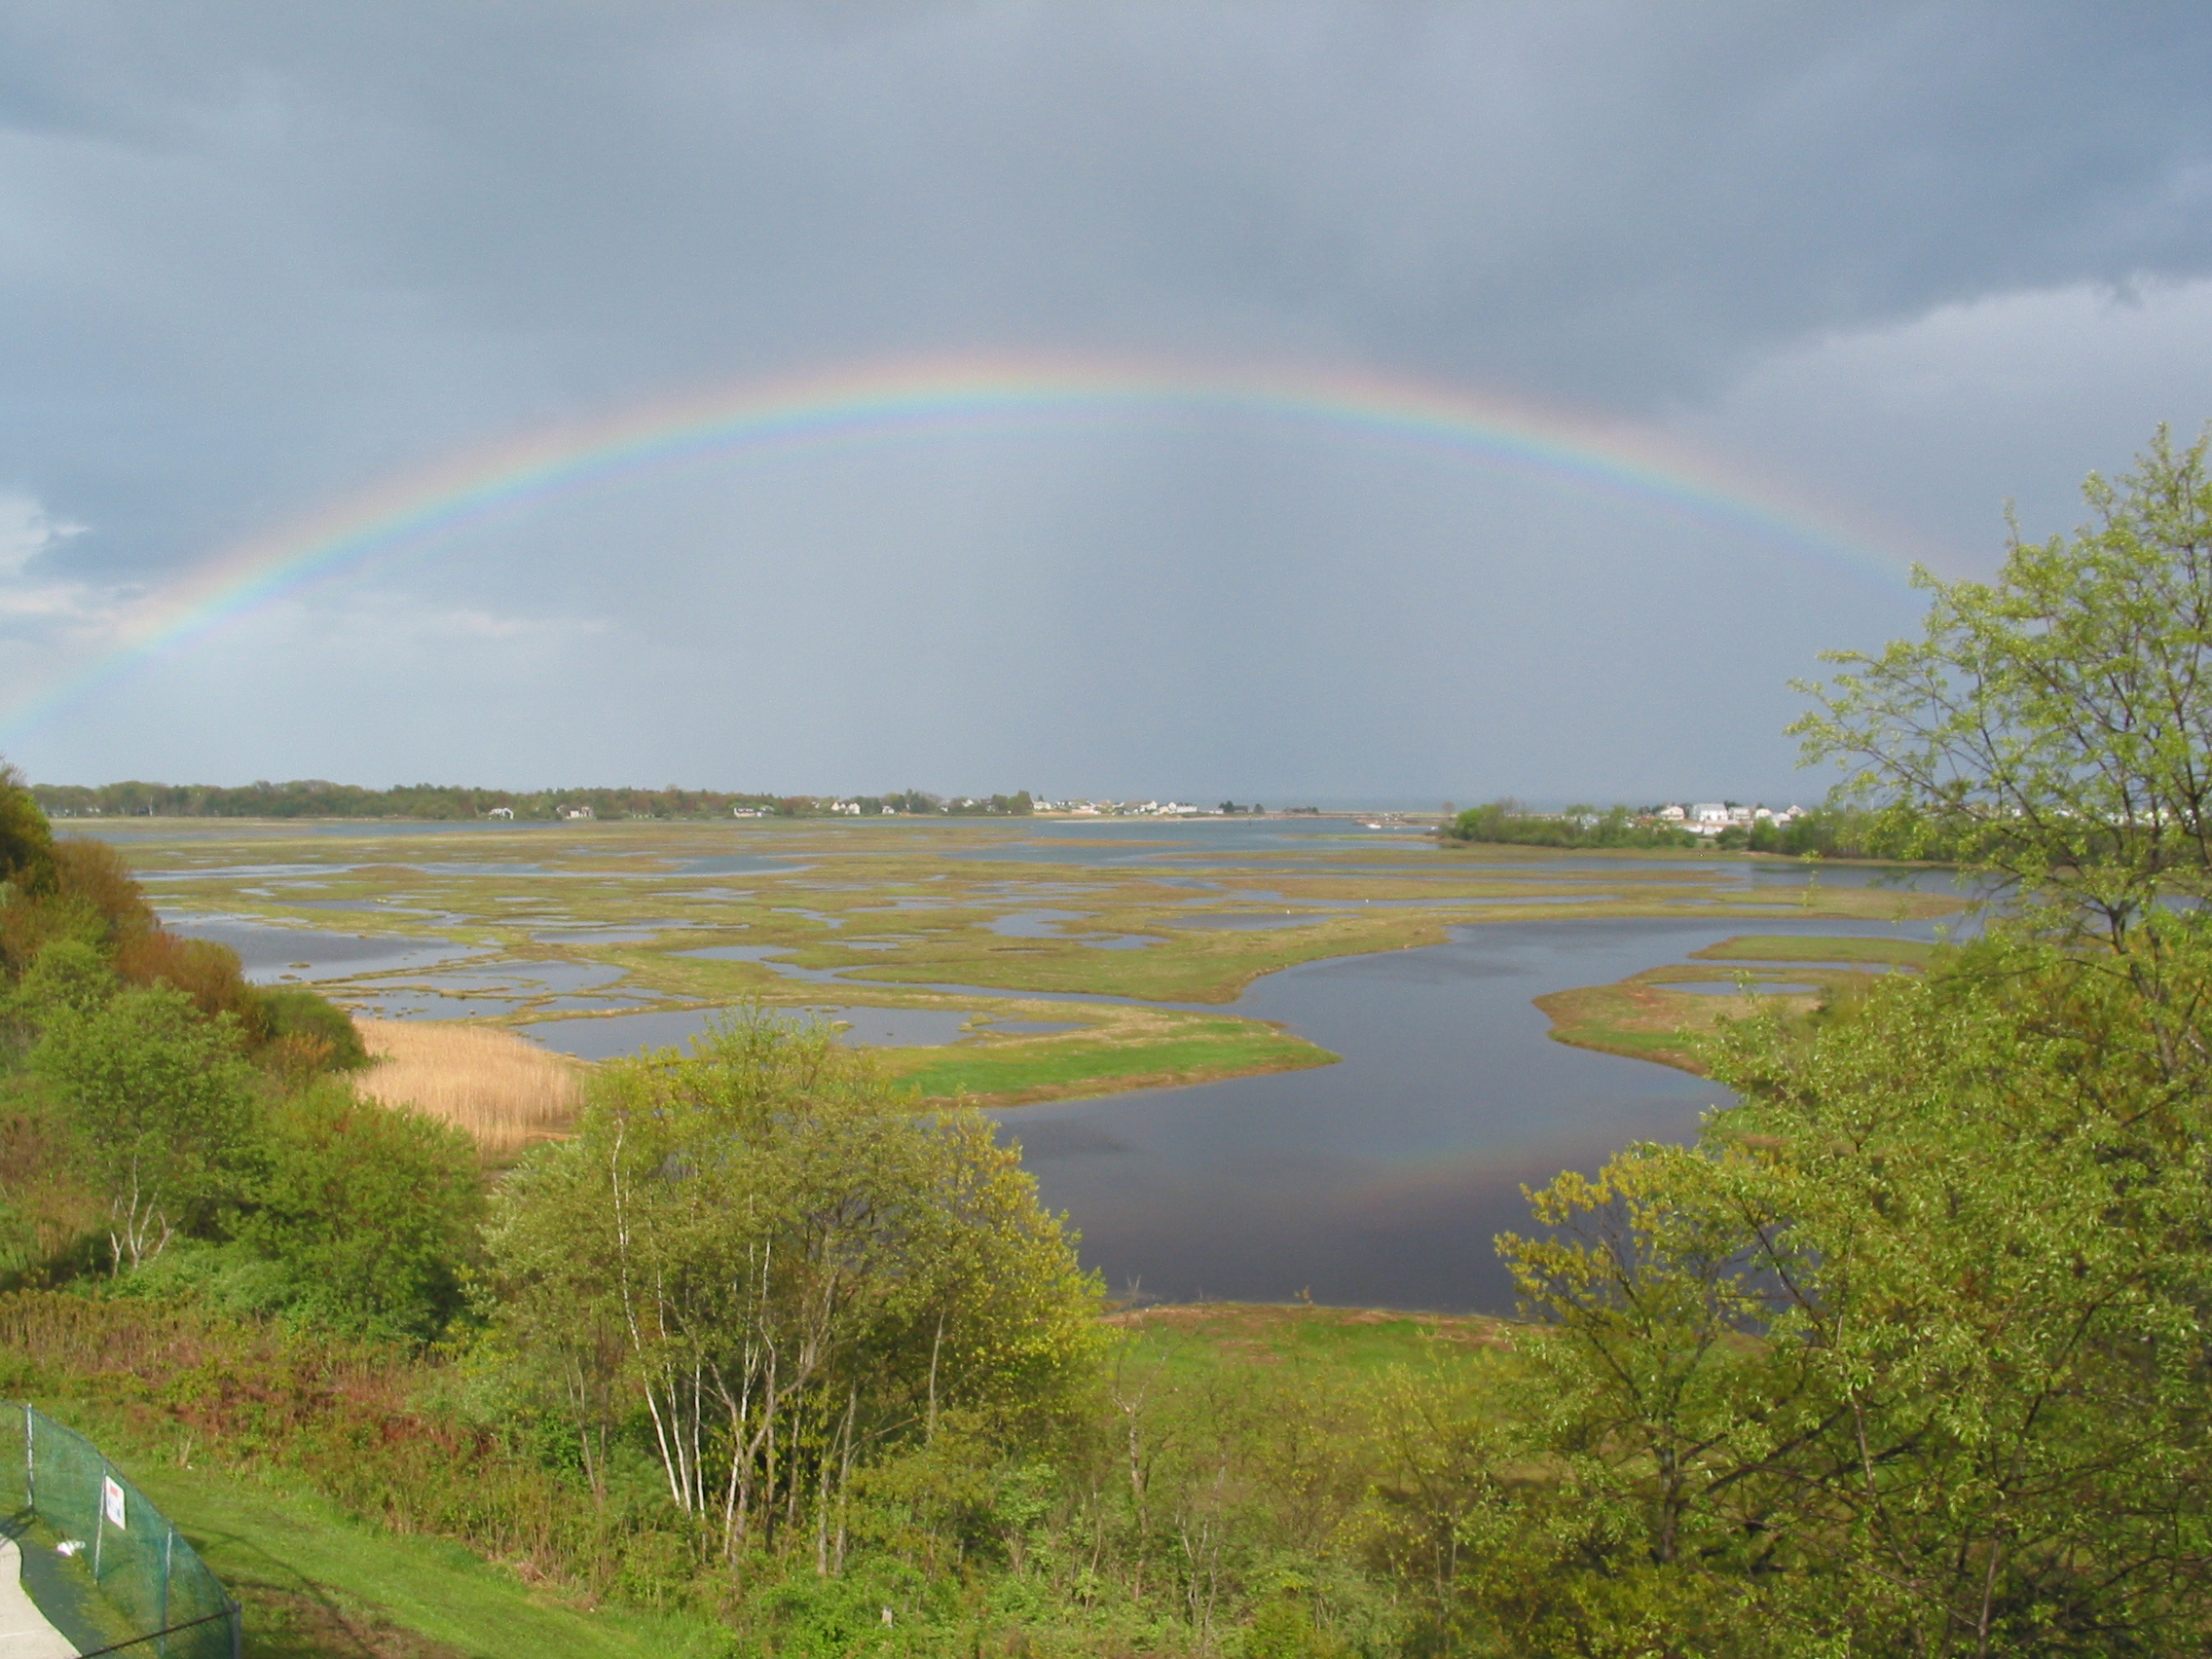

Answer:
[92,1456,106,1581]
[20,1404,30,1516]
[158,1522,173,1658]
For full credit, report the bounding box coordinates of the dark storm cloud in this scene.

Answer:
[1,2,2209,793]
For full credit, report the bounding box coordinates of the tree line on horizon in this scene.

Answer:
[27,779,1035,822]
[1441,798,1895,856]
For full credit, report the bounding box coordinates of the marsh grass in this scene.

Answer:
[886,1014,1335,1104]
[1536,969,1858,1074]
[1688,932,1938,966]
[111,822,1966,1106]
[353,1018,583,1156]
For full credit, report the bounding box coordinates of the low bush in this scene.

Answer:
[252,985,370,1071]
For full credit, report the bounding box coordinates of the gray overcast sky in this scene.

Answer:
[3,1,2211,802]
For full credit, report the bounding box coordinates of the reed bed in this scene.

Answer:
[354,1017,585,1156]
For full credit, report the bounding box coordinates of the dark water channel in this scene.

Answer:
[995,915,1948,1314]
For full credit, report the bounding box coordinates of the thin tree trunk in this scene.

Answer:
[927,1310,944,1444]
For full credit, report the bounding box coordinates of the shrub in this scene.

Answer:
[251,984,369,1072]
[234,1082,483,1340]
[30,985,259,1271]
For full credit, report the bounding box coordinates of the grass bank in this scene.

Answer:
[882,1009,1333,1104]
[89,1450,730,1659]
[1533,933,1942,1072]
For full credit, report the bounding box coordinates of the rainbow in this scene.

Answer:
[3,353,1928,737]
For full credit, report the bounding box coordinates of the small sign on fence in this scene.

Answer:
[102,1473,126,1530]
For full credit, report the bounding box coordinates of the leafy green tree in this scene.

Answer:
[1483,936,2212,1655]
[9,939,116,1021]
[1794,424,2212,944]
[30,984,259,1270]
[485,1014,1101,1567]
[0,759,55,896]
[235,1082,482,1338]
[1444,799,1695,851]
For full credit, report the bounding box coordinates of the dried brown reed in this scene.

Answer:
[353,1017,585,1156]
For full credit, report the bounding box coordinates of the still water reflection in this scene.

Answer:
[995,915,1946,1314]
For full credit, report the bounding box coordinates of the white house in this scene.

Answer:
[1691,803,1730,825]
[1657,804,1686,822]
[487,806,514,820]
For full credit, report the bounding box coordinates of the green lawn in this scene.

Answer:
[18,1398,730,1659]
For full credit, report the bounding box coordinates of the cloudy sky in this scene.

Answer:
[3,2,2210,803]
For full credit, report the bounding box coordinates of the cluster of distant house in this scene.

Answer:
[1031,799,1212,817]
[1653,802,1807,837]
[739,795,1022,818]
[485,803,595,820]
[733,801,880,817]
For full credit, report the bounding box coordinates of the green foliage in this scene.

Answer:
[1740,804,1890,858]
[0,757,56,895]
[1447,800,1899,861]
[0,828,356,1088]
[29,985,260,1271]
[1445,800,1697,850]
[485,1012,1102,1563]
[1474,929,2212,1654]
[110,1084,481,1343]
[3,1277,1477,1655]
[8,939,117,1025]
[249,984,370,1072]
[1795,424,2212,940]
[234,1083,482,1338]
[105,1445,739,1659]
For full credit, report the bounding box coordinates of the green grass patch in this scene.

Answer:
[884,1014,1335,1105]
[1104,1302,1515,1380]
[1689,933,1940,967]
[1534,940,1925,1073]
[1530,979,1733,1073]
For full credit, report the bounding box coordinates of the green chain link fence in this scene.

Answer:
[4,1403,240,1658]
